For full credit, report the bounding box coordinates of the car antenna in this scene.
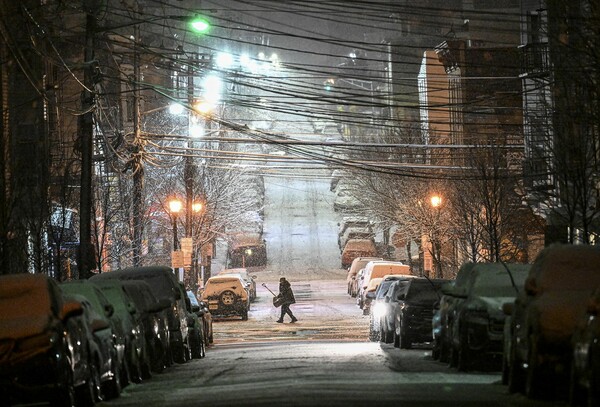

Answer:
[499,260,519,295]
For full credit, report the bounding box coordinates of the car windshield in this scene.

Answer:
[405,282,441,304]
[375,280,395,299]
[471,266,529,297]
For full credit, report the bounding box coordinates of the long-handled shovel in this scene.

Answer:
[262,283,284,307]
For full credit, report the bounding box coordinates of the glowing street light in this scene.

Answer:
[168,198,183,250]
[189,16,210,33]
[430,195,442,208]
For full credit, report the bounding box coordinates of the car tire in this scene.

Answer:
[508,336,524,394]
[151,342,166,373]
[368,320,379,342]
[432,338,440,360]
[398,319,411,349]
[103,358,122,400]
[457,340,470,372]
[241,309,249,321]
[52,364,76,407]
[457,327,471,372]
[172,336,186,364]
[501,351,509,385]
[588,347,600,407]
[191,330,204,359]
[439,336,450,363]
[569,360,585,406]
[525,334,545,399]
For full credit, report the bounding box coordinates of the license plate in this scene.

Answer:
[209,305,218,310]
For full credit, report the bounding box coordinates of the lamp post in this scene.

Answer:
[430,194,443,278]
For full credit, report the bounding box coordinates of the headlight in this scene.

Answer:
[372,303,386,320]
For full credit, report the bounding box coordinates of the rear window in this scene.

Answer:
[119,273,174,300]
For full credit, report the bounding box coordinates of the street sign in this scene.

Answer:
[171,250,184,268]
[181,237,193,266]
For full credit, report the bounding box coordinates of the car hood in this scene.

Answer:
[468,296,515,319]
[532,291,591,342]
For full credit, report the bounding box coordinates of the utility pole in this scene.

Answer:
[132,22,144,267]
[78,9,96,279]
[184,54,196,286]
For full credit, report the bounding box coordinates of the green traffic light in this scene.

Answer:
[190,17,210,33]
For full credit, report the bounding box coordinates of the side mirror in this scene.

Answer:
[587,299,599,316]
[502,302,514,316]
[441,284,455,296]
[91,318,110,332]
[156,298,171,311]
[127,301,137,315]
[384,297,390,303]
[104,304,114,318]
[524,277,538,296]
[61,300,84,320]
[172,287,182,300]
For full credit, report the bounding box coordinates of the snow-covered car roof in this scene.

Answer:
[366,277,383,292]
[530,244,600,291]
[0,273,62,340]
[202,276,247,299]
[343,239,377,251]
[469,263,530,297]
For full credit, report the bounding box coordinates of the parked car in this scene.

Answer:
[506,244,600,399]
[359,261,411,301]
[333,186,361,212]
[202,275,250,320]
[64,293,122,402]
[570,285,600,406]
[227,233,267,268]
[431,262,476,363]
[338,216,371,238]
[341,239,378,268]
[338,226,375,251]
[392,277,448,349]
[0,273,84,407]
[119,281,171,373]
[179,283,205,359]
[91,266,191,365]
[61,280,130,387]
[90,279,150,382]
[220,268,257,301]
[187,290,214,346]
[361,277,383,314]
[379,276,421,343]
[444,263,529,372]
[347,256,383,297]
[371,275,418,342]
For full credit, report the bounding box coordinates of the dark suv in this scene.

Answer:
[432,262,476,363]
[0,273,84,406]
[506,244,600,399]
[392,278,448,349]
[444,263,529,372]
[91,266,190,364]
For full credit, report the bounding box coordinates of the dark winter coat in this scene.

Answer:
[277,279,296,306]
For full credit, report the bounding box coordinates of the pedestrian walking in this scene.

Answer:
[276,277,298,323]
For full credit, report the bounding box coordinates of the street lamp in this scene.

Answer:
[430,194,443,278]
[168,198,183,250]
[431,195,442,208]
